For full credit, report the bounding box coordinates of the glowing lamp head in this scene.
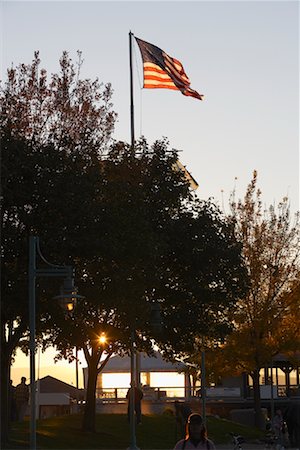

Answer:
[58,297,76,312]
[53,277,84,315]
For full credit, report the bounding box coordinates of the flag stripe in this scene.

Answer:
[144,83,179,90]
[145,76,174,84]
[143,63,189,90]
[164,54,190,84]
[165,62,190,85]
[143,62,177,89]
[144,65,174,80]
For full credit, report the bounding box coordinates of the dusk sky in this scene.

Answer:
[2,0,299,387]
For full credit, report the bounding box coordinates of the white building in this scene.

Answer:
[83,351,190,400]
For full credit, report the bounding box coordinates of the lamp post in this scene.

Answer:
[201,349,206,426]
[29,236,82,450]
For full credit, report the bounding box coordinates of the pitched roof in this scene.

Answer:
[38,375,84,398]
[101,351,186,373]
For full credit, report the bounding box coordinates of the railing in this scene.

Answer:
[246,384,300,399]
[96,384,300,402]
[96,386,186,401]
[277,385,300,398]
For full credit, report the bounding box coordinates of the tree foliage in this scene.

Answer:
[1,51,116,152]
[1,50,117,339]
[1,50,248,439]
[0,52,117,445]
[208,171,300,426]
[47,138,248,431]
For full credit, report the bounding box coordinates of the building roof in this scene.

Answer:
[100,351,186,373]
[38,375,84,399]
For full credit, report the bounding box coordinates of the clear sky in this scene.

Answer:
[2,0,299,387]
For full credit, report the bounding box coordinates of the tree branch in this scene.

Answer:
[97,351,113,374]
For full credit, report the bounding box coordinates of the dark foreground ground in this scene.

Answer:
[5,413,286,450]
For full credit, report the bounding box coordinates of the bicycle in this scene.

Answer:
[264,431,278,449]
[230,432,245,450]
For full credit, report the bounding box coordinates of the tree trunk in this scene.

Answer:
[82,362,98,432]
[251,368,265,429]
[1,342,12,448]
[1,321,25,448]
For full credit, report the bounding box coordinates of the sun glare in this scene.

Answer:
[98,333,107,345]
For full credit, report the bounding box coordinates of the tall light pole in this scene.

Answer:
[29,236,82,450]
[201,349,206,426]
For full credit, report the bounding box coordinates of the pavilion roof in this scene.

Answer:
[101,351,186,373]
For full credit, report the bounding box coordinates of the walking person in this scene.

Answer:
[173,413,216,450]
[15,377,29,422]
[126,383,143,425]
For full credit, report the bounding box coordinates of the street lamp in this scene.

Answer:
[29,236,83,450]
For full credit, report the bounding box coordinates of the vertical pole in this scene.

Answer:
[129,329,139,450]
[129,31,135,150]
[270,358,274,425]
[135,351,141,388]
[29,236,37,450]
[201,349,206,426]
[75,346,79,390]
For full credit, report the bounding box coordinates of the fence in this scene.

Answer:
[96,386,185,401]
[247,384,300,399]
[96,384,300,402]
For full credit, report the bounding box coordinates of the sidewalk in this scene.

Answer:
[216,446,264,450]
[216,446,299,450]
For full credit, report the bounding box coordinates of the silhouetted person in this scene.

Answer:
[126,384,143,424]
[272,408,284,446]
[175,400,192,439]
[173,413,216,449]
[15,377,29,422]
[8,380,17,422]
[284,402,300,448]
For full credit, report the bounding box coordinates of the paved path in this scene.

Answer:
[216,446,265,450]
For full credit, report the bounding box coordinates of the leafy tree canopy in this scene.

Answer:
[0,51,117,443]
[204,171,300,428]
[1,50,248,436]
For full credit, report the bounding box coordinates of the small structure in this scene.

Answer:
[36,376,84,418]
[244,353,300,399]
[83,351,189,401]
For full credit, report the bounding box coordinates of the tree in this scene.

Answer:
[1,51,116,151]
[49,139,248,432]
[1,51,248,441]
[210,171,300,428]
[0,52,116,446]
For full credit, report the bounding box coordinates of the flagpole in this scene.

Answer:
[129,31,135,150]
[128,35,140,450]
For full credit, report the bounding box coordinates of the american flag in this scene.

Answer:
[135,37,203,101]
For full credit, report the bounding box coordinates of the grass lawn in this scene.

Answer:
[7,413,265,449]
